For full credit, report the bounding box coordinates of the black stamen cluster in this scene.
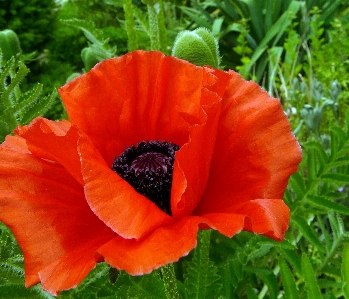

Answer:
[112,141,180,216]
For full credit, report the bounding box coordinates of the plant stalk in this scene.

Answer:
[147,3,160,50]
[161,263,180,299]
[122,0,138,51]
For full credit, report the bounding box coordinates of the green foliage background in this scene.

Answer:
[1,0,349,298]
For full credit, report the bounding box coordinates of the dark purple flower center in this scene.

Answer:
[111,141,179,216]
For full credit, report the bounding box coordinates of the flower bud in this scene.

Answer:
[81,47,100,71]
[172,28,219,68]
[0,29,22,61]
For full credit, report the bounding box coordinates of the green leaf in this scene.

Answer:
[321,173,349,184]
[115,271,166,299]
[302,253,323,299]
[179,6,212,28]
[289,171,306,200]
[279,258,299,299]
[246,243,273,262]
[259,239,296,250]
[292,217,326,253]
[328,213,345,242]
[342,244,349,298]
[279,249,302,275]
[0,57,16,93]
[307,147,317,185]
[305,141,328,168]
[246,284,258,299]
[0,223,52,298]
[330,126,347,159]
[307,195,349,215]
[62,19,105,45]
[14,83,43,113]
[0,119,10,141]
[1,60,28,106]
[248,267,278,299]
[184,230,221,299]
[0,284,53,299]
[329,156,349,167]
[132,4,150,34]
[20,91,56,125]
[243,1,302,78]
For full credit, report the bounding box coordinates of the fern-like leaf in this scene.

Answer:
[184,230,221,299]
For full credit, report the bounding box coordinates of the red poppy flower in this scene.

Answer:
[0,50,301,295]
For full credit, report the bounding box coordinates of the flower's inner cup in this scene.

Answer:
[112,141,179,216]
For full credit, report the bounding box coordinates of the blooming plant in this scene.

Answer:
[0,50,301,296]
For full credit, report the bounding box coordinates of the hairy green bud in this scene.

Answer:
[172,28,219,68]
[81,47,100,72]
[0,29,22,61]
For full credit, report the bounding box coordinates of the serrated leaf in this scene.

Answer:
[307,195,349,215]
[0,57,16,93]
[332,126,346,148]
[259,239,296,250]
[279,258,299,299]
[317,279,343,290]
[246,243,273,261]
[302,254,323,299]
[248,267,278,299]
[246,284,258,299]
[231,258,243,283]
[289,171,306,200]
[1,60,28,105]
[321,173,349,184]
[243,1,301,78]
[179,6,212,28]
[115,271,166,299]
[330,126,347,159]
[132,5,150,34]
[328,213,345,241]
[292,217,326,253]
[0,264,24,285]
[305,141,328,167]
[342,244,349,298]
[0,119,10,141]
[62,19,105,45]
[14,83,43,113]
[316,216,332,253]
[184,230,221,299]
[307,148,317,185]
[0,284,53,299]
[20,91,56,125]
[322,263,342,278]
[328,156,349,167]
[221,261,234,298]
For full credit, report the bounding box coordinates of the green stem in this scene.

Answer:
[198,230,212,261]
[157,0,168,53]
[122,0,138,51]
[161,263,180,299]
[147,3,160,50]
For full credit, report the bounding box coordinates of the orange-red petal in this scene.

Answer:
[0,125,115,295]
[98,216,201,275]
[97,209,270,275]
[195,71,302,217]
[59,51,218,165]
[231,198,290,241]
[60,51,235,234]
[14,117,84,185]
[171,88,222,219]
[78,131,174,239]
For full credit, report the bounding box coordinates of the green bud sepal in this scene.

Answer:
[0,29,22,61]
[172,28,220,68]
